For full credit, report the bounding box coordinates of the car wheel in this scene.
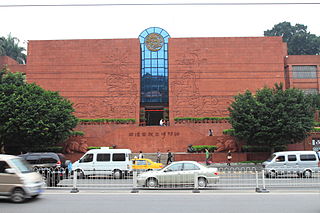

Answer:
[113,170,122,179]
[11,188,25,203]
[303,170,312,178]
[198,177,207,188]
[146,178,158,188]
[31,194,39,199]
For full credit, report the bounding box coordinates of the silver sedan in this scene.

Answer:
[137,161,219,188]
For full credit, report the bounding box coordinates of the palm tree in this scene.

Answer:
[0,34,26,64]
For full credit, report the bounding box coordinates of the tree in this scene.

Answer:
[0,67,78,154]
[264,21,320,55]
[228,83,315,152]
[0,34,26,64]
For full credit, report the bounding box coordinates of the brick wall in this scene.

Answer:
[26,39,140,120]
[168,36,286,123]
[0,56,26,73]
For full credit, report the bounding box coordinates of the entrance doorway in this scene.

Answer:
[145,110,163,126]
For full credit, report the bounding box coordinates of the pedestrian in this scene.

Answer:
[156,150,161,163]
[205,149,211,165]
[138,151,144,159]
[160,119,164,126]
[166,150,173,165]
[208,129,213,136]
[227,150,232,166]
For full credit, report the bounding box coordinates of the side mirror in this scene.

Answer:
[5,168,16,174]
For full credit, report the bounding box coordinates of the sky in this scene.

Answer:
[1,0,320,49]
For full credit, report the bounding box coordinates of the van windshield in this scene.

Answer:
[10,158,33,173]
[266,154,276,162]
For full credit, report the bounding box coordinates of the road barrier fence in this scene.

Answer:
[33,166,320,192]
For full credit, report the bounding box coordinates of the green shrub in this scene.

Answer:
[70,131,85,136]
[87,146,114,150]
[311,127,320,132]
[79,118,136,123]
[174,117,230,122]
[28,146,64,153]
[314,121,320,127]
[241,145,270,152]
[192,145,217,152]
[222,129,235,136]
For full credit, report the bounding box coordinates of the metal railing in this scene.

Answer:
[33,166,320,192]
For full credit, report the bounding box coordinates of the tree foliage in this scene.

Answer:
[228,83,315,151]
[0,34,26,64]
[0,67,78,154]
[264,21,320,55]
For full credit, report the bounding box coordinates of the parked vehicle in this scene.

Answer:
[0,154,45,203]
[72,147,132,179]
[262,151,320,178]
[132,158,163,171]
[19,152,71,186]
[137,161,219,188]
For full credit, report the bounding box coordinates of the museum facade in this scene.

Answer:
[1,27,320,160]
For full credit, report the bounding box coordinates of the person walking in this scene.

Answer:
[205,149,211,165]
[156,150,161,163]
[138,151,144,159]
[166,150,173,165]
[227,150,232,166]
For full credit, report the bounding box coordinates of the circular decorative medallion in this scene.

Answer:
[145,33,164,51]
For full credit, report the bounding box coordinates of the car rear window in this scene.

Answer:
[40,157,57,164]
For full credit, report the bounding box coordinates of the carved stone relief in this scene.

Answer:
[215,137,238,152]
[64,137,88,154]
[71,48,139,119]
[171,49,234,118]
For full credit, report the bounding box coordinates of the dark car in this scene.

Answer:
[19,152,71,186]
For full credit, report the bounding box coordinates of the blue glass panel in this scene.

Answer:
[155,28,162,34]
[152,68,158,75]
[161,31,169,38]
[158,59,165,66]
[140,44,145,51]
[151,51,157,58]
[145,59,151,68]
[152,60,157,67]
[158,68,165,75]
[147,28,155,34]
[139,27,170,104]
[145,51,151,58]
[140,31,148,38]
[158,50,164,58]
[144,68,151,75]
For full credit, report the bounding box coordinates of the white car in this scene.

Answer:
[137,161,219,188]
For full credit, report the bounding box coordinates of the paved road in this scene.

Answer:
[1,191,320,213]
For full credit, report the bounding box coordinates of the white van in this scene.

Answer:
[0,154,45,203]
[262,151,320,178]
[72,147,132,179]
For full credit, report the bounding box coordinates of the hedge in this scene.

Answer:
[70,131,85,136]
[174,117,230,122]
[79,118,136,123]
[222,129,235,136]
[192,145,217,152]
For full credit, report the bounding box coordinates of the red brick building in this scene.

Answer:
[1,27,320,160]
